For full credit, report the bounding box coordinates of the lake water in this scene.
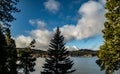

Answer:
[30,57,120,74]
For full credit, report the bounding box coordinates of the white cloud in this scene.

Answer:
[15,35,33,48]
[15,29,52,50]
[78,1,103,16]
[29,19,46,29]
[59,25,77,41]
[44,0,60,13]
[16,20,50,50]
[30,29,52,50]
[37,21,46,29]
[29,19,35,25]
[60,1,105,41]
[77,1,105,38]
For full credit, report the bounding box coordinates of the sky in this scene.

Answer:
[11,0,106,50]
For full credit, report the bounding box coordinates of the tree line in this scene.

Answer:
[0,0,120,74]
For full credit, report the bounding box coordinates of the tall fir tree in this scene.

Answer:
[41,27,75,74]
[96,0,120,74]
[5,28,17,74]
[18,40,36,74]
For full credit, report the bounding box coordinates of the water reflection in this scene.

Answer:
[31,57,120,74]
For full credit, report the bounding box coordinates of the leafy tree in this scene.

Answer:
[5,28,17,74]
[18,40,36,74]
[96,0,120,74]
[41,27,75,74]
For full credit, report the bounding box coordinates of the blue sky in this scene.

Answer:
[11,0,106,50]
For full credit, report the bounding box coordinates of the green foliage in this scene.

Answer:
[18,40,36,74]
[97,0,120,74]
[41,27,75,74]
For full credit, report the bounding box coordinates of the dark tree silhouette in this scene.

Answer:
[18,40,36,74]
[0,27,8,73]
[41,27,75,74]
[5,28,17,74]
[0,0,20,26]
[96,0,120,74]
[0,0,19,73]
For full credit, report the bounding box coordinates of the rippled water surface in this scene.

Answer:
[31,57,120,74]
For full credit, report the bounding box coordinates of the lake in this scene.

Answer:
[30,57,120,74]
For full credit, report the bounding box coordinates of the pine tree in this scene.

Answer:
[5,28,17,74]
[0,26,8,73]
[96,0,120,74]
[18,40,36,74]
[0,0,20,26]
[41,27,75,74]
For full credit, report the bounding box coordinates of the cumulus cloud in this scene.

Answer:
[30,29,52,50]
[44,0,60,13]
[59,25,77,41]
[37,21,46,28]
[15,35,33,48]
[29,19,46,29]
[77,1,105,38]
[15,29,52,50]
[16,19,51,50]
[60,1,105,41]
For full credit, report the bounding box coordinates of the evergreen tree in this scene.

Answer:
[0,26,8,73]
[5,28,17,74]
[0,0,20,26]
[41,27,75,74]
[96,0,120,74]
[18,40,36,74]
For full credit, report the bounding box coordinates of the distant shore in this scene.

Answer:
[17,48,98,58]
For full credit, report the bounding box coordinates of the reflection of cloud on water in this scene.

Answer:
[31,58,45,74]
